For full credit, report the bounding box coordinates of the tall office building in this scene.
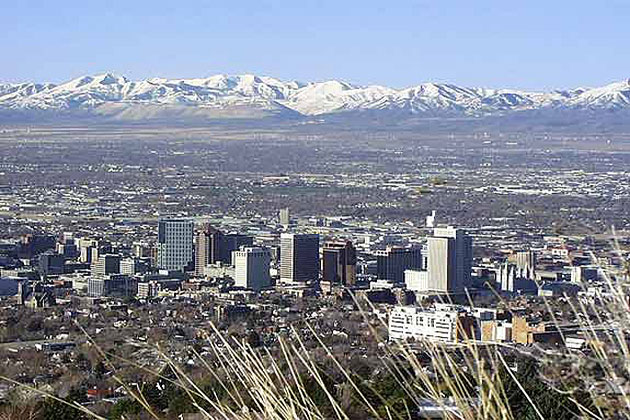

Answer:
[426,210,437,228]
[222,234,254,263]
[195,224,253,275]
[498,262,516,292]
[133,242,151,258]
[515,250,536,279]
[38,253,65,276]
[427,237,456,292]
[195,223,219,276]
[280,233,319,284]
[427,226,473,292]
[376,246,423,283]
[17,234,55,259]
[279,208,291,226]
[322,241,357,286]
[56,236,78,259]
[157,218,195,271]
[91,254,121,276]
[89,240,112,266]
[121,258,146,275]
[79,243,95,264]
[233,247,272,291]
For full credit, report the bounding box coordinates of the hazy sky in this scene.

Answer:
[3,0,629,90]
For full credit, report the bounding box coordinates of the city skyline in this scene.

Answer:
[1,1,629,418]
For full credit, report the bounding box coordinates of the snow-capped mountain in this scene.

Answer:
[1,73,629,121]
[564,79,630,109]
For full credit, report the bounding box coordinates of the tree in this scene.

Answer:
[92,361,107,380]
[501,356,593,420]
[246,331,261,348]
[38,397,87,420]
[108,398,141,419]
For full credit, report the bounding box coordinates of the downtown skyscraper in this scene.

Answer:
[280,233,319,284]
[322,240,357,286]
[426,226,473,293]
[233,246,272,291]
[376,246,423,284]
[195,223,253,276]
[157,218,195,272]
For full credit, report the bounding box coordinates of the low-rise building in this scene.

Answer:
[388,305,474,343]
[88,275,137,298]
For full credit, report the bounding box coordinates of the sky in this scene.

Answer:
[2,0,629,90]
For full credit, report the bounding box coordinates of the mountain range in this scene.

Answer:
[1,73,629,123]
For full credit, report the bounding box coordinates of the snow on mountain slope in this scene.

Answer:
[1,73,629,119]
[0,82,55,105]
[565,79,630,109]
[0,73,302,118]
[285,81,396,115]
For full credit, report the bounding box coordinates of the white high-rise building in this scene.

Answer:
[426,236,455,292]
[157,218,194,271]
[280,233,319,284]
[515,250,536,279]
[120,258,137,275]
[499,262,516,292]
[404,269,429,292]
[91,254,121,277]
[279,208,291,226]
[426,226,473,293]
[233,247,271,291]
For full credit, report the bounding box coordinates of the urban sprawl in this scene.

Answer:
[0,127,629,418]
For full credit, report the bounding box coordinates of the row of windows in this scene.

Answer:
[391,316,456,329]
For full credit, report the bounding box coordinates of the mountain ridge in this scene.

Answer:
[1,73,630,122]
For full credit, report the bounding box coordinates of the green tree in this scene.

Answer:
[38,397,87,420]
[501,357,593,420]
[108,398,142,419]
